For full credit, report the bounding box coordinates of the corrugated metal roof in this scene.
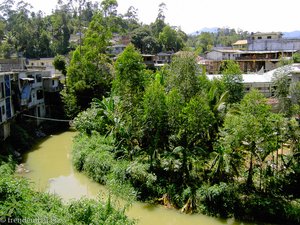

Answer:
[207,64,300,84]
[212,49,243,53]
[232,40,248,45]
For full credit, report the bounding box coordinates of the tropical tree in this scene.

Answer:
[112,44,148,158]
[123,6,140,32]
[64,12,113,118]
[166,51,200,102]
[221,60,244,104]
[50,5,72,55]
[151,2,167,38]
[220,89,284,190]
[272,66,292,116]
[142,76,168,167]
[131,25,159,54]
[159,25,184,52]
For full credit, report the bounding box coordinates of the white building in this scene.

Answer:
[207,64,300,98]
[26,58,63,76]
[18,71,52,125]
[206,49,242,61]
[0,72,14,140]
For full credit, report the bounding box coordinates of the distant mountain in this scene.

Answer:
[190,28,300,39]
[283,31,300,39]
[190,27,218,35]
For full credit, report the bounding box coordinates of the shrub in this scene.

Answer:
[196,182,238,218]
[0,161,134,225]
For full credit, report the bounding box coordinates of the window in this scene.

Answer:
[37,106,41,117]
[267,36,272,39]
[52,80,55,86]
[37,90,43,100]
[2,105,4,115]
[41,62,44,66]
[36,74,42,83]
[258,37,262,39]
[0,82,4,99]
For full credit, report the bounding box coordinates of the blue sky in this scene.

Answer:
[26,0,300,34]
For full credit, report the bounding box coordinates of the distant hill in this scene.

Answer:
[283,31,300,39]
[191,28,300,39]
[190,27,218,35]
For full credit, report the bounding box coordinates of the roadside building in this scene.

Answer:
[0,72,15,140]
[26,58,63,76]
[232,40,248,50]
[18,70,51,125]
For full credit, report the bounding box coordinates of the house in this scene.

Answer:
[155,52,173,65]
[205,31,300,74]
[232,40,248,50]
[248,32,300,51]
[43,74,64,117]
[142,54,156,69]
[0,58,26,72]
[18,71,51,125]
[43,75,63,93]
[108,44,127,56]
[237,50,296,72]
[206,49,242,61]
[250,32,283,40]
[26,58,62,76]
[0,72,15,140]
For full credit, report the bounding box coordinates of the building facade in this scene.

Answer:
[0,72,14,140]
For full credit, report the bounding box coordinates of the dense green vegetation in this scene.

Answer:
[0,157,134,225]
[2,1,300,224]
[0,0,249,58]
[71,43,300,224]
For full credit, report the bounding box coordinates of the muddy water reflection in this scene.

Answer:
[23,130,252,225]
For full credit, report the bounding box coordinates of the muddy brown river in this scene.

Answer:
[22,130,254,225]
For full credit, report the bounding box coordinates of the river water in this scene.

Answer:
[22,130,252,225]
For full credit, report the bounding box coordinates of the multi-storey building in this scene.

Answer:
[0,72,15,140]
[204,32,300,74]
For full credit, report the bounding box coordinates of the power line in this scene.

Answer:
[22,114,72,123]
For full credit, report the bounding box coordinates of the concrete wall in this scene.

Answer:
[206,51,223,60]
[248,39,300,51]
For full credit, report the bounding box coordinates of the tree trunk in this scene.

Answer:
[247,152,254,189]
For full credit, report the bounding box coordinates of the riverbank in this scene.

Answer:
[0,130,134,225]
[71,131,300,225]
[0,162,134,225]
[21,130,253,225]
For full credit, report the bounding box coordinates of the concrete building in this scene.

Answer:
[0,72,15,140]
[232,40,248,50]
[155,52,173,65]
[205,32,300,74]
[206,64,300,98]
[18,70,52,125]
[248,32,300,51]
[0,58,26,72]
[108,44,127,56]
[206,49,242,61]
[26,58,62,76]
[250,32,283,40]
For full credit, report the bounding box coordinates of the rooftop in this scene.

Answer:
[232,40,248,45]
[207,64,300,83]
